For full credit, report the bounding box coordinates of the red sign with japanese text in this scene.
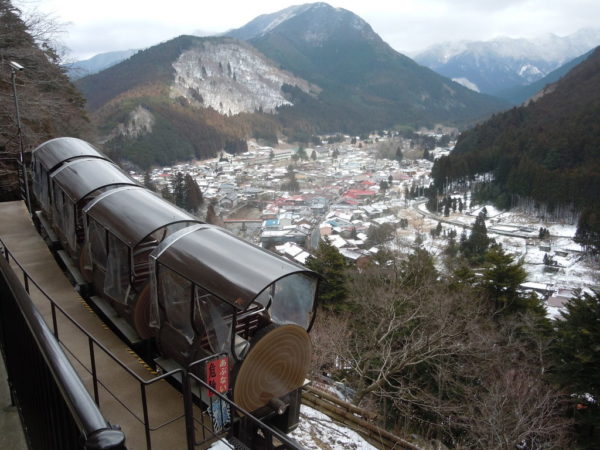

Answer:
[205,356,229,397]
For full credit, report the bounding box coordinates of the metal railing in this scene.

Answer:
[0,236,305,450]
[0,248,126,449]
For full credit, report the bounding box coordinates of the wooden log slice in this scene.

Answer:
[233,324,311,413]
[132,284,155,340]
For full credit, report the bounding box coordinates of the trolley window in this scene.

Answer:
[86,218,107,270]
[104,233,131,304]
[194,286,232,354]
[270,273,318,329]
[160,267,194,344]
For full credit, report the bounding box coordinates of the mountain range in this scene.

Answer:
[415,29,600,97]
[75,2,507,168]
[67,49,138,80]
[431,46,600,214]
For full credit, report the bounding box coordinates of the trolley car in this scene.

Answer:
[31,137,320,436]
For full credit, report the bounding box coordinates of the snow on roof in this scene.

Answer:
[521,282,552,292]
[326,235,347,248]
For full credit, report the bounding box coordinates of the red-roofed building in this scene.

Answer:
[344,189,376,200]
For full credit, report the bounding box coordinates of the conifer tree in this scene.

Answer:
[481,245,532,313]
[171,172,185,208]
[305,239,348,310]
[395,147,403,162]
[551,291,600,444]
[143,170,156,191]
[184,173,203,212]
[461,212,490,263]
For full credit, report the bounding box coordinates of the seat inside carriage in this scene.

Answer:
[80,185,204,338]
[148,224,319,413]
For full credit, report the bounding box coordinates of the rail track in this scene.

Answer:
[301,385,425,450]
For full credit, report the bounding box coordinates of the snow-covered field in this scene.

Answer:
[401,201,598,319]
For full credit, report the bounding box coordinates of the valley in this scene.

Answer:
[132,131,598,322]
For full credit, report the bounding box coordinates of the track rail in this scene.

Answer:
[301,385,423,450]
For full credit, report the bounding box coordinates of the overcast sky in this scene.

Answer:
[18,0,600,61]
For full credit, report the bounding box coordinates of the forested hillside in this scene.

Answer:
[75,3,508,168]
[232,3,507,131]
[432,46,600,215]
[0,0,92,198]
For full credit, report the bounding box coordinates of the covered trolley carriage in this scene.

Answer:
[148,224,319,423]
[31,137,111,215]
[81,186,204,338]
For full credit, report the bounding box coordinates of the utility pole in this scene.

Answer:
[9,60,32,215]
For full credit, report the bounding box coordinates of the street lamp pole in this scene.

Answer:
[9,60,32,215]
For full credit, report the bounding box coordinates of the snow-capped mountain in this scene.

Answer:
[226,2,376,44]
[415,28,600,95]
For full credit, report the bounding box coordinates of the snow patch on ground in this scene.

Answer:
[290,405,378,449]
[452,77,480,92]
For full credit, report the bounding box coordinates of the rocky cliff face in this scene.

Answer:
[170,40,315,115]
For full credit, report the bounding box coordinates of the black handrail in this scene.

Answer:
[0,252,126,449]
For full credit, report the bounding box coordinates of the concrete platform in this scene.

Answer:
[0,201,208,450]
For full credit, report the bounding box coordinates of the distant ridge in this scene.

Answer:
[415,29,600,95]
[67,49,138,80]
[227,2,507,130]
[431,46,600,212]
[75,2,508,168]
[496,49,595,105]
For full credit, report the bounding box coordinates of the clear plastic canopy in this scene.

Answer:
[51,158,138,204]
[151,224,319,312]
[32,137,109,171]
[84,186,202,248]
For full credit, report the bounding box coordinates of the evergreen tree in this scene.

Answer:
[444,199,450,217]
[160,185,174,202]
[305,239,348,310]
[444,234,459,259]
[184,173,203,212]
[297,146,308,161]
[395,147,403,162]
[143,170,156,191]
[310,149,317,161]
[551,291,600,445]
[575,207,600,255]
[269,149,274,161]
[461,212,490,263]
[481,245,531,313]
[281,165,300,192]
[379,180,388,193]
[171,172,185,208]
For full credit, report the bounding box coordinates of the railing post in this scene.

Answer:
[51,303,58,339]
[89,337,99,406]
[140,383,152,450]
[182,371,196,450]
[23,271,29,294]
